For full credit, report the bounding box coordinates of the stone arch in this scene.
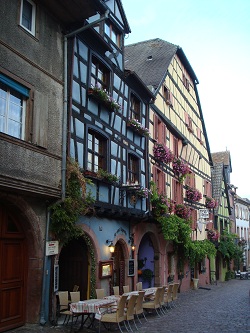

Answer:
[0,194,44,324]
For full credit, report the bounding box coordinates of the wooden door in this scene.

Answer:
[0,205,27,332]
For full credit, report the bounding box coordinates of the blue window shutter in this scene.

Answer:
[0,74,29,97]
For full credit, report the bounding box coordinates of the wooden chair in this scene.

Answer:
[166,284,174,309]
[58,291,80,327]
[70,291,80,303]
[123,285,129,293]
[142,287,162,317]
[172,283,179,307]
[113,286,120,296]
[96,288,105,299]
[134,290,147,323]
[125,294,138,331]
[159,286,167,315]
[99,294,128,333]
[136,282,142,291]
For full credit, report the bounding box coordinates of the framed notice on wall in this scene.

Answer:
[99,260,113,279]
[128,259,135,276]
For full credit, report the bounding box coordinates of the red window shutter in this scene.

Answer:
[196,127,201,140]
[191,209,197,230]
[184,112,189,126]
[173,136,178,157]
[160,171,166,195]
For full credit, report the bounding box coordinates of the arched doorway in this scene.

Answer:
[0,204,27,332]
[138,233,155,289]
[59,238,89,300]
[112,241,125,295]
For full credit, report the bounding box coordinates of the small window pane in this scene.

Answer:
[22,0,33,31]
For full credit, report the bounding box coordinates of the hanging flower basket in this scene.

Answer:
[205,196,217,209]
[88,85,122,112]
[127,118,150,137]
[153,143,174,164]
[172,158,190,183]
[175,204,191,220]
[186,186,202,202]
[207,229,220,242]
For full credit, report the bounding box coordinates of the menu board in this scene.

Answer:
[128,259,135,276]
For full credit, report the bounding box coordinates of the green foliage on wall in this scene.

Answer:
[50,158,95,245]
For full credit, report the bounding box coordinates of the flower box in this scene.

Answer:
[207,229,220,242]
[153,143,174,164]
[127,118,150,137]
[88,86,122,112]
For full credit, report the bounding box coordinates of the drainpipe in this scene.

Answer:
[61,10,110,200]
[40,208,50,325]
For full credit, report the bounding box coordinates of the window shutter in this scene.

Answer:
[173,136,178,157]
[33,91,48,148]
[184,112,189,126]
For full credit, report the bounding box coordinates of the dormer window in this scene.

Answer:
[105,23,121,48]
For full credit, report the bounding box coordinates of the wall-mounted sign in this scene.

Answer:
[199,209,209,219]
[46,241,59,256]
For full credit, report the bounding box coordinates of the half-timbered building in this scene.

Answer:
[59,0,154,303]
[125,38,214,290]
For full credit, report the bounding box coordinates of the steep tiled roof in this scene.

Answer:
[211,151,231,169]
[211,162,224,214]
[124,38,198,93]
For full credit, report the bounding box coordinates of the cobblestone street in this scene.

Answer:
[8,279,250,333]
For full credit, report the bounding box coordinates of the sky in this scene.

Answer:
[122,0,250,199]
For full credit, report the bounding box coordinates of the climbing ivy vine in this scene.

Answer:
[50,158,95,245]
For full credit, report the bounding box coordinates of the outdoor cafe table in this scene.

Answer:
[70,298,116,330]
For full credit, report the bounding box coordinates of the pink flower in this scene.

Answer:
[153,143,174,164]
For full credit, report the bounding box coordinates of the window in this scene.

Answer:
[20,0,36,35]
[128,154,139,184]
[163,85,173,106]
[104,23,121,47]
[90,57,110,91]
[87,130,107,172]
[130,94,140,120]
[0,74,29,140]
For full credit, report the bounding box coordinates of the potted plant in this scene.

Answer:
[137,259,145,275]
